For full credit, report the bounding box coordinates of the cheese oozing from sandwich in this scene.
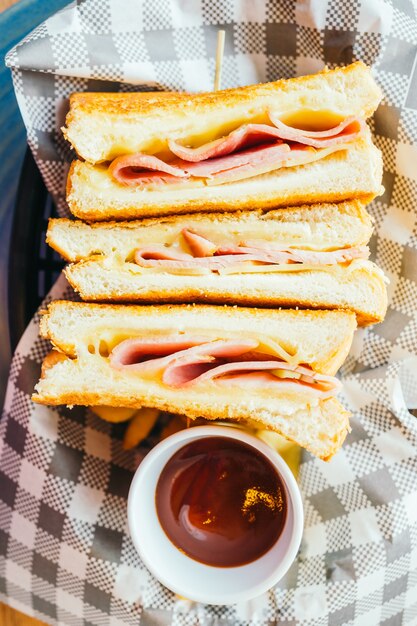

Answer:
[108,113,366,189]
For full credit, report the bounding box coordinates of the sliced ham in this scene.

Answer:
[181,142,293,179]
[163,357,341,394]
[110,337,258,373]
[134,248,273,272]
[109,141,343,188]
[108,153,189,187]
[268,114,365,148]
[134,246,192,262]
[108,143,292,187]
[108,113,364,187]
[110,335,214,370]
[109,334,341,399]
[168,123,285,162]
[133,228,369,273]
[205,143,343,186]
[215,372,337,398]
[168,116,364,162]
[182,229,217,257]
[282,246,369,264]
[216,244,369,265]
[214,244,299,264]
[133,245,210,274]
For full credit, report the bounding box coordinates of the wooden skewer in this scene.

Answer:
[213,30,225,91]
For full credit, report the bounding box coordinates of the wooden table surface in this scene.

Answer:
[0,0,17,11]
[0,604,45,626]
[1,1,45,622]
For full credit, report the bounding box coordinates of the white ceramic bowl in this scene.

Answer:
[127,425,303,605]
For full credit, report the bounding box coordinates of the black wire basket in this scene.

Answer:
[8,149,65,351]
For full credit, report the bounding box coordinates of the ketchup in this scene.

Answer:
[155,436,287,567]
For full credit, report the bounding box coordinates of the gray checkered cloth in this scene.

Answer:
[2,0,417,624]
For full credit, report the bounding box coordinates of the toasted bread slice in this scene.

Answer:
[63,258,387,326]
[67,136,383,220]
[64,62,382,163]
[47,199,375,260]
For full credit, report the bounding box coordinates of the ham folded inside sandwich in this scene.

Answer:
[33,302,358,460]
[132,226,369,273]
[108,115,365,188]
[109,335,341,399]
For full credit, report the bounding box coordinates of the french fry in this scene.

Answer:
[179,415,207,428]
[123,408,160,450]
[160,415,186,440]
[90,406,139,423]
[256,430,301,478]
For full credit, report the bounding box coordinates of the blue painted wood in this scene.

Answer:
[0,0,69,408]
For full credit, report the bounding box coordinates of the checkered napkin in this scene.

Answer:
[2,0,417,624]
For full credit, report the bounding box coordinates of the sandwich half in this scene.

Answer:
[47,199,387,326]
[33,302,357,460]
[64,62,383,220]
